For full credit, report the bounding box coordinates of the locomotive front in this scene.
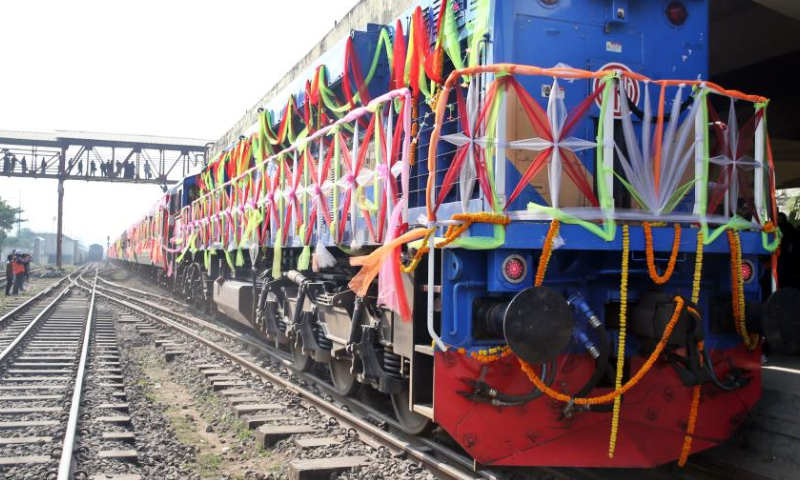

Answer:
[422,1,796,467]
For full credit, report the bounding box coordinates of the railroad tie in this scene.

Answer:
[233,403,283,418]
[98,449,139,463]
[287,456,367,480]
[255,425,316,448]
[243,415,294,430]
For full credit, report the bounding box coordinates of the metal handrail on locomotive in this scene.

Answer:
[109,0,800,469]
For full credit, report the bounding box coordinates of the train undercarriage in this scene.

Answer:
[130,249,436,436]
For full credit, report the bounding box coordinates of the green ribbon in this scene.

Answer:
[223,250,235,271]
[297,245,311,271]
[527,204,616,241]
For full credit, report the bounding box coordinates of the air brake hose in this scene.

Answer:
[702,348,747,391]
[489,361,555,405]
[566,294,614,411]
[575,325,614,413]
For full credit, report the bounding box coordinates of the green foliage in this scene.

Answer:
[788,191,800,225]
[4,227,37,253]
[197,453,221,476]
[0,198,22,252]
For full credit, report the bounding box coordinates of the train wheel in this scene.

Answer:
[390,390,433,435]
[180,267,192,301]
[174,264,187,296]
[290,334,314,372]
[187,263,209,313]
[329,357,360,397]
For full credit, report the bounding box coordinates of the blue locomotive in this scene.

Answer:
[111,0,799,468]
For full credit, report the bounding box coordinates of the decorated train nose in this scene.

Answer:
[763,288,800,355]
[502,286,574,364]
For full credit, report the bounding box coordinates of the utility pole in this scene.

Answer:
[56,146,66,270]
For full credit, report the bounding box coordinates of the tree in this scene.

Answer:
[5,227,37,252]
[788,190,800,225]
[0,197,21,253]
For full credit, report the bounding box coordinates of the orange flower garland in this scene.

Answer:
[535,220,561,287]
[519,296,686,406]
[677,232,706,466]
[458,346,513,364]
[644,222,681,284]
[678,341,704,466]
[402,212,511,273]
[726,230,758,350]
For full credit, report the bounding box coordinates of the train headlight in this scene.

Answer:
[502,254,527,284]
[666,1,689,26]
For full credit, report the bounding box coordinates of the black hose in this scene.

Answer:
[573,326,611,399]
[702,349,746,392]
[489,318,612,407]
[491,361,555,405]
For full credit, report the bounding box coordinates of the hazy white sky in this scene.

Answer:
[0,0,360,247]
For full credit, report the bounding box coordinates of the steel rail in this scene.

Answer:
[0,281,77,364]
[95,275,179,305]
[0,272,72,328]
[92,270,785,480]
[80,278,485,480]
[85,273,513,480]
[57,267,97,480]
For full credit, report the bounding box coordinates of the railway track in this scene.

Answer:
[1,269,63,316]
[0,275,75,346]
[0,267,95,479]
[90,266,784,480]
[79,270,499,480]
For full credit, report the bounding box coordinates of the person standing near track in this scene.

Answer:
[4,253,13,296]
[11,252,25,295]
[21,253,30,283]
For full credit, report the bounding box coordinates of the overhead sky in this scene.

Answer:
[0,0,361,247]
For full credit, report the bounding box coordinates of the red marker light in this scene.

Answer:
[741,260,754,283]
[503,255,527,284]
[666,1,689,26]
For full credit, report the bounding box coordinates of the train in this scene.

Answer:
[88,244,104,263]
[109,0,800,468]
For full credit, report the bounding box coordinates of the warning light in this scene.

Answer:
[502,255,527,284]
[742,260,755,284]
[666,2,689,26]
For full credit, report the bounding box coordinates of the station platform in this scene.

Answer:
[693,355,800,480]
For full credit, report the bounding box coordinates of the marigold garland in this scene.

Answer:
[608,225,630,458]
[681,230,706,464]
[692,230,704,304]
[726,230,758,350]
[458,345,513,363]
[678,341,704,466]
[535,220,561,287]
[401,212,511,273]
[519,296,686,406]
[644,222,681,285]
